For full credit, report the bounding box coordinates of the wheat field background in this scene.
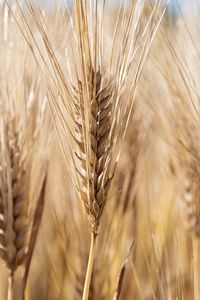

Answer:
[0,1,199,299]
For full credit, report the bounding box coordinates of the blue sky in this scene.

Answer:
[34,0,188,8]
[10,0,197,17]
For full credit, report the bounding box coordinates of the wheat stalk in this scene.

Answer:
[10,0,163,228]
[0,74,49,299]
[178,143,200,300]
[150,21,200,299]
[180,156,200,300]
[171,97,200,300]
[8,0,165,298]
[0,115,29,299]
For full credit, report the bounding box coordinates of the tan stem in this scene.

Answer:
[82,232,97,300]
[7,272,14,300]
[24,280,30,300]
[193,237,200,300]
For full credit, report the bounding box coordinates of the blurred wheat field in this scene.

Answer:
[0,1,200,299]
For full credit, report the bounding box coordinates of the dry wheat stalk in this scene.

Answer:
[177,123,200,300]
[72,69,115,235]
[10,0,164,228]
[173,114,200,237]
[154,26,200,300]
[8,0,165,298]
[170,91,200,300]
[16,0,162,234]
[0,118,28,274]
[160,22,200,299]
[0,84,49,299]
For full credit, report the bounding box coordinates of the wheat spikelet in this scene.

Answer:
[176,120,200,299]
[0,116,28,273]
[172,110,200,238]
[180,157,200,237]
[72,69,114,235]
[0,107,49,296]
[0,66,50,298]
[154,24,200,239]
[156,20,200,299]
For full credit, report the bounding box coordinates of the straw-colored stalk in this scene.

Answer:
[10,0,164,298]
[82,233,97,300]
[0,90,49,299]
[179,155,200,300]
[193,237,200,300]
[7,271,14,300]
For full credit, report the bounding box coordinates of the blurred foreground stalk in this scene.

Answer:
[193,237,200,300]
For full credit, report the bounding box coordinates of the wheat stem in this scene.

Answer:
[82,232,96,300]
[193,237,200,300]
[7,271,14,300]
[24,280,30,300]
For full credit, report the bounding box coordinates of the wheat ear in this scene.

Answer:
[0,120,29,300]
[180,167,200,300]
[176,115,200,300]
[0,89,49,299]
